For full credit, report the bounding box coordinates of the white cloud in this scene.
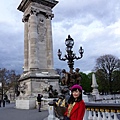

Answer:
[53,0,120,73]
[0,0,120,74]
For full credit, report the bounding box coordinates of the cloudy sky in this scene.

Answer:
[0,0,120,74]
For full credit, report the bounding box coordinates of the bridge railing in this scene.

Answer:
[46,100,120,120]
[84,102,120,120]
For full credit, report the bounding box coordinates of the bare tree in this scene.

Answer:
[94,54,120,93]
[0,68,20,99]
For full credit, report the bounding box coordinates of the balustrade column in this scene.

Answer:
[98,111,102,120]
[83,110,89,120]
[88,110,93,120]
[100,109,107,120]
[102,112,106,120]
[47,103,58,120]
[93,110,97,120]
[107,111,112,120]
[113,112,119,120]
[29,12,38,70]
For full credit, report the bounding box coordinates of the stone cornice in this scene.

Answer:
[22,5,54,21]
[19,72,60,81]
[18,0,31,12]
[18,0,58,12]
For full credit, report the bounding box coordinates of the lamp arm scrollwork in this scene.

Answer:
[59,58,67,61]
[74,56,82,60]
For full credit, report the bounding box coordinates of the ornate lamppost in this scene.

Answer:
[57,35,84,73]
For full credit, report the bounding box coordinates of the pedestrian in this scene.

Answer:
[3,99,5,107]
[0,99,1,107]
[37,94,43,112]
[64,84,85,120]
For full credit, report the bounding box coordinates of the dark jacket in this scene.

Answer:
[37,94,43,103]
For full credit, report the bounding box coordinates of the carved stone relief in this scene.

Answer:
[37,14,47,42]
[19,82,28,95]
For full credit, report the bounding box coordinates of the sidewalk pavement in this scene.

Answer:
[0,103,49,120]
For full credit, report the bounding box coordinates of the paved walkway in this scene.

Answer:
[0,103,49,120]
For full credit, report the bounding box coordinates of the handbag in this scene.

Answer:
[64,116,70,120]
[54,106,67,118]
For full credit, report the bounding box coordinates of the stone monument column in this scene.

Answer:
[16,0,60,109]
[91,72,99,95]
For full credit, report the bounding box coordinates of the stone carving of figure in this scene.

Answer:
[48,85,54,98]
[61,69,70,86]
[74,68,81,84]
[48,85,58,98]
[18,82,28,95]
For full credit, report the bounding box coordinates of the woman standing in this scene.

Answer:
[64,84,85,120]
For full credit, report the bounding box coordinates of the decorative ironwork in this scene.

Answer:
[58,35,84,73]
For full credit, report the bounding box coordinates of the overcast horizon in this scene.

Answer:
[0,0,120,74]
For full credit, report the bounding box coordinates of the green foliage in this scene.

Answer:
[95,69,109,93]
[80,72,92,93]
[112,70,120,92]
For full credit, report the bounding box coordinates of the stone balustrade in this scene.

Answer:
[84,102,120,120]
[45,101,120,120]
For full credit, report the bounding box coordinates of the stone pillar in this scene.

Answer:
[29,12,38,70]
[23,16,29,72]
[46,14,54,69]
[91,73,99,97]
[16,0,60,110]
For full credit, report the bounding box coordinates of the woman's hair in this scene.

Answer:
[68,88,82,104]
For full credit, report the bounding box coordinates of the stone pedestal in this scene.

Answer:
[16,99,36,109]
[43,103,59,120]
[16,71,59,109]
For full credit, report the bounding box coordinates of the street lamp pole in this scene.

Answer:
[58,35,84,73]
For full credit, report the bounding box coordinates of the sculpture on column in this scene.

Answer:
[74,68,81,84]
[61,68,81,86]
[61,69,70,86]
[48,85,58,98]
[18,82,28,95]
